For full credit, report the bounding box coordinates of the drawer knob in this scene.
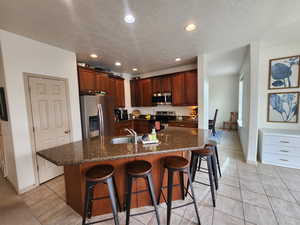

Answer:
[280,141,290,143]
[280,150,289,153]
[279,159,289,162]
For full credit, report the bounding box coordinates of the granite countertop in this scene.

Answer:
[37,127,209,166]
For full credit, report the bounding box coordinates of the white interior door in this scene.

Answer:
[29,77,71,184]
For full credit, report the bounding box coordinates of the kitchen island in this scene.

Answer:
[38,127,209,216]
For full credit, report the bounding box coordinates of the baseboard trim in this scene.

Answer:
[18,183,39,194]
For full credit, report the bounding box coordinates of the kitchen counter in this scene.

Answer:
[37,127,208,166]
[37,127,209,217]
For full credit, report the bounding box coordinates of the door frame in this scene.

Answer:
[23,73,73,186]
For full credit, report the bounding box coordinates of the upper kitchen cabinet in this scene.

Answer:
[139,79,153,106]
[95,72,110,93]
[152,76,172,93]
[184,70,197,106]
[130,79,153,107]
[115,78,125,108]
[171,70,197,106]
[78,67,96,92]
[171,73,186,106]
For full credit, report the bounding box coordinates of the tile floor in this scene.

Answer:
[2,131,300,225]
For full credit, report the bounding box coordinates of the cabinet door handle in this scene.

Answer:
[280,141,290,143]
[279,150,289,153]
[279,159,289,162]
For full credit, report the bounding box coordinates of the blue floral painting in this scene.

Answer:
[268,92,298,123]
[269,56,299,89]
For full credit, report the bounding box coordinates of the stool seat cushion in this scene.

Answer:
[192,148,214,156]
[86,164,115,182]
[164,156,189,170]
[126,160,152,176]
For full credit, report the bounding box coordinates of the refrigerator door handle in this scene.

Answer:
[97,104,104,136]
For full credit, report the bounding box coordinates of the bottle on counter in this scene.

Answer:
[149,128,157,141]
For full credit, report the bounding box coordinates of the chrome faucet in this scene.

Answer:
[124,128,138,144]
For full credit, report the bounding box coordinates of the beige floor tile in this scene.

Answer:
[0,175,41,225]
[290,190,300,204]
[263,184,296,203]
[281,177,300,192]
[213,210,245,225]
[260,175,286,188]
[239,171,260,183]
[276,213,300,225]
[220,175,240,188]
[215,195,244,219]
[241,189,271,209]
[243,203,278,225]
[270,197,300,220]
[217,183,242,201]
[240,179,265,194]
[256,164,278,177]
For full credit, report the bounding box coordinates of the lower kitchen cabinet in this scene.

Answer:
[114,120,134,136]
[168,120,198,128]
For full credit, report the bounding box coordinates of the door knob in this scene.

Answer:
[64,130,71,134]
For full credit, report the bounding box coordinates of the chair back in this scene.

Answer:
[230,112,238,122]
[213,109,218,124]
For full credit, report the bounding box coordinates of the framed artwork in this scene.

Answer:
[267,92,299,123]
[269,55,300,89]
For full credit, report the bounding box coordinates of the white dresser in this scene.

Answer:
[259,128,300,169]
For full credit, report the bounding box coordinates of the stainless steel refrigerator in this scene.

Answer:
[80,95,115,139]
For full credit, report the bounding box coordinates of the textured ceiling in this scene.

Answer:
[0,0,300,74]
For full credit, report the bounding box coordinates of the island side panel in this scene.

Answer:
[64,151,190,217]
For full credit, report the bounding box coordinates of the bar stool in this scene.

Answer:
[82,164,120,225]
[189,147,218,207]
[158,156,201,225]
[125,160,160,225]
[203,142,222,177]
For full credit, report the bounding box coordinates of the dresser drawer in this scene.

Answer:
[263,135,300,147]
[263,144,300,156]
[262,152,300,168]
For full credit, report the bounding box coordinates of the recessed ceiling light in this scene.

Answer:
[185,24,196,32]
[115,62,122,66]
[124,14,135,24]
[175,58,181,62]
[132,68,138,72]
[90,54,98,58]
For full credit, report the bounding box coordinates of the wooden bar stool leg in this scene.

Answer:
[82,182,95,225]
[207,156,216,207]
[166,169,174,225]
[157,169,165,204]
[107,177,120,225]
[125,176,133,225]
[186,153,198,197]
[186,169,201,225]
[146,174,161,225]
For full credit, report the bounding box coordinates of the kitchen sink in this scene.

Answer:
[111,136,142,144]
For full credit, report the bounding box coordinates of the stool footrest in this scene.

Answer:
[171,201,195,210]
[85,216,115,225]
[92,196,110,201]
[131,209,156,217]
[194,180,210,186]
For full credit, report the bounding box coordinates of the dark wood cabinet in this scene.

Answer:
[115,78,125,107]
[171,73,186,106]
[139,79,153,106]
[168,120,198,128]
[130,79,152,107]
[184,70,197,106]
[95,72,110,93]
[130,70,197,107]
[78,67,96,92]
[152,76,171,94]
[133,120,151,134]
[130,80,139,107]
[171,70,197,106]
[114,120,133,136]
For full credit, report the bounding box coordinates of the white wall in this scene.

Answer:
[0,30,82,192]
[258,41,300,130]
[0,41,18,189]
[129,64,197,116]
[209,74,239,128]
[198,55,209,129]
[238,47,251,159]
